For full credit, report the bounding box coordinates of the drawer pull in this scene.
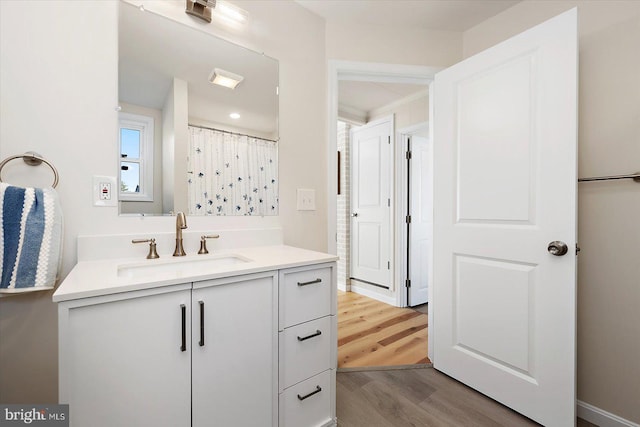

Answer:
[297,330,322,342]
[199,300,205,347]
[297,385,322,401]
[297,278,322,287]
[180,304,186,352]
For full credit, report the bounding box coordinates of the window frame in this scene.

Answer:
[118,112,154,202]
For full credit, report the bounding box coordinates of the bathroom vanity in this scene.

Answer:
[54,245,337,427]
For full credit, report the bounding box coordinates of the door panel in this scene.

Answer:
[66,290,191,427]
[454,255,534,373]
[433,9,577,426]
[408,135,431,306]
[351,117,392,288]
[192,276,276,426]
[457,54,535,223]
[358,137,382,206]
[356,222,381,269]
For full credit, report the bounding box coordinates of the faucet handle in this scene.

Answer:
[198,234,220,255]
[132,238,160,259]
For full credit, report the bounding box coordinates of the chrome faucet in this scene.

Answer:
[173,212,188,256]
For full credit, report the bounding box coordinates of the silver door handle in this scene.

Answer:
[351,212,358,217]
[548,241,568,256]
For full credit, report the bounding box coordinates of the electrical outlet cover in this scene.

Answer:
[93,175,117,207]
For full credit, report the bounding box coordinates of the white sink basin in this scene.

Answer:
[117,254,251,279]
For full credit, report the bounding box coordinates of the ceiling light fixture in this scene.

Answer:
[229,113,240,119]
[209,68,244,89]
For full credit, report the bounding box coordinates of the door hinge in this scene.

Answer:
[576,243,581,254]
[405,279,411,288]
[406,215,411,224]
[406,151,412,160]
[387,261,391,270]
[388,135,391,144]
[388,198,391,207]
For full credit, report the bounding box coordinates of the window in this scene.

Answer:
[119,112,154,201]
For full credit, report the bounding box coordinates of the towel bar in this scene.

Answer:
[0,151,59,188]
[578,172,640,183]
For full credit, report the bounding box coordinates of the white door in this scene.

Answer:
[408,135,432,306]
[433,9,577,426]
[350,116,393,289]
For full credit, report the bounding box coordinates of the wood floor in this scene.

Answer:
[336,368,598,427]
[338,291,429,368]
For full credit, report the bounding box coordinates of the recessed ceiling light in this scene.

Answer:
[229,113,240,119]
[208,68,244,89]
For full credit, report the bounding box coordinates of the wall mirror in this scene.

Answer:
[118,1,279,216]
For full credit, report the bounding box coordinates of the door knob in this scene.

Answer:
[548,241,568,256]
[351,212,358,217]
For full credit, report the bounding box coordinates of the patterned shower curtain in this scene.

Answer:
[188,126,278,216]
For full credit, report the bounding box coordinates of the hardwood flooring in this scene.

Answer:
[336,368,598,427]
[336,292,597,426]
[338,291,430,368]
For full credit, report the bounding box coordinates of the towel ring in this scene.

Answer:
[0,151,59,188]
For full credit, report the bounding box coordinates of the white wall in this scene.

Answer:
[326,22,462,66]
[464,2,640,423]
[172,78,190,213]
[369,91,429,130]
[0,0,325,403]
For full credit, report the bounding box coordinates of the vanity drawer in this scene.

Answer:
[279,266,332,329]
[279,370,332,427]
[280,316,332,390]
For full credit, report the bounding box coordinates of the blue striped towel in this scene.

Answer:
[0,183,63,293]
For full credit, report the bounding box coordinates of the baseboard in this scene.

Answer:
[350,283,397,306]
[337,282,349,292]
[577,400,639,427]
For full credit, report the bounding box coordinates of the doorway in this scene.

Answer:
[331,62,438,367]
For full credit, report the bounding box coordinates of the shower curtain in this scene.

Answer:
[188,126,278,216]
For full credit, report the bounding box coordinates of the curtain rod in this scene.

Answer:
[188,124,278,143]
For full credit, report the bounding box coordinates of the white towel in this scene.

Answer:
[0,183,63,293]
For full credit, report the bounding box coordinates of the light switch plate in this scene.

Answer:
[297,188,316,211]
[93,175,117,207]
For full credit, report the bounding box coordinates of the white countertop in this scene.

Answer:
[53,245,338,302]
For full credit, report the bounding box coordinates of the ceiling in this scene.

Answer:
[295,0,521,32]
[298,0,521,117]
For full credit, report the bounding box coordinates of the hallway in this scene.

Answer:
[338,291,429,368]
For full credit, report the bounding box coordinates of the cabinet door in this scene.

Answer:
[64,289,191,427]
[192,273,277,427]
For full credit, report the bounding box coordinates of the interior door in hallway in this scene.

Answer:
[350,116,392,289]
[433,8,577,426]
[408,134,431,306]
